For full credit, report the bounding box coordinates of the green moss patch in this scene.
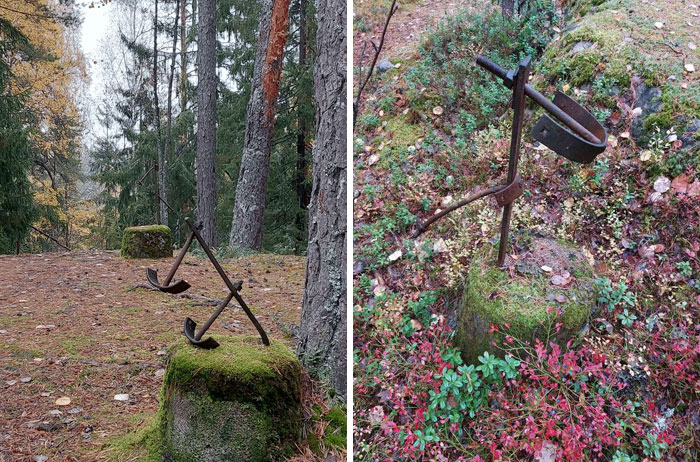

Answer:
[455,234,596,364]
[161,336,302,462]
[538,0,700,137]
[121,225,172,259]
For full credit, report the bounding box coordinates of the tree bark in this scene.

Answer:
[294,0,310,251]
[229,0,291,250]
[164,0,180,220]
[179,0,187,111]
[196,0,217,245]
[297,0,347,400]
[154,0,167,225]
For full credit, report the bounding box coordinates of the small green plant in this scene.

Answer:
[595,277,636,312]
[591,157,610,187]
[420,350,520,446]
[676,261,692,278]
[358,113,380,129]
[642,432,667,460]
[611,449,637,462]
[616,308,637,327]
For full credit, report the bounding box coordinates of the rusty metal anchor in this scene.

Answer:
[181,218,270,348]
[145,196,270,348]
[146,231,194,294]
[413,55,607,267]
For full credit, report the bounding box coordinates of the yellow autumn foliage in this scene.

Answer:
[1,0,91,250]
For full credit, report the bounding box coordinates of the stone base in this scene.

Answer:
[121,225,172,259]
[455,233,596,364]
[160,336,301,462]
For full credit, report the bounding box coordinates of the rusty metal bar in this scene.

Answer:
[497,57,530,267]
[194,290,236,341]
[476,55,602,145]
[185,218,270,346]
[163,231,194,286]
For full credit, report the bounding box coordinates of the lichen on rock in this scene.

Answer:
[160,335,302,462]
[121,225,173,259]
[455,233,596,364]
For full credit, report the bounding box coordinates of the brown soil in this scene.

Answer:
[0,250,305,461]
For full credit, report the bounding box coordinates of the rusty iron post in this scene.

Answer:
[497,57,530,266]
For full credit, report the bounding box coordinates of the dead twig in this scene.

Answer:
[353,0,399,127]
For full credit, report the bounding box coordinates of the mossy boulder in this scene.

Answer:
[121,225,173,259]
[160,335,302,462]
[455,234,596,364]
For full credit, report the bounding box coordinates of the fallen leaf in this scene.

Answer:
[433,239,448,253]
[551,274,569,286]
[388,250,402,262]
[541,265,553,273]
[671,174,690,194]
[685,63,696,73]
[653,176,671,193]
[55,397,71,406]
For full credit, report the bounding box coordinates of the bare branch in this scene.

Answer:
[353,0,399,127]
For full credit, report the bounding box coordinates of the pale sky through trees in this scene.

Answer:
[77,1,112,141]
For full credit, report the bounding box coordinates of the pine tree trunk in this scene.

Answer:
[154,0,168,225]
[180,0,187,111]
[196,0,217,246]
[297,0,347,400]
[294,0,310,251]
[229,0,291,250]
[164,0,180,220]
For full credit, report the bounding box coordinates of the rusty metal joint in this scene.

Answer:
[494,174,525,207]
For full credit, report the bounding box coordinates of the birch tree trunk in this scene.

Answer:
[196,0,217,245]
[228,0,291,250]
[297,0,347,400]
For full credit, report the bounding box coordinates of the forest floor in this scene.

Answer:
[0,250,313,461]
[354,0,699,460]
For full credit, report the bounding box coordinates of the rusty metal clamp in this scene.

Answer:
[494,174,525,207]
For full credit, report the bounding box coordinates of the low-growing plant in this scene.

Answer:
[595,277,636,312]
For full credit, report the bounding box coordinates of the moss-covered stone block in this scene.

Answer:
[161,335,302,462]
[121,225,172,259]
[455,234,596,364]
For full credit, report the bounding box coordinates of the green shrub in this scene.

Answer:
[407,1,557,126]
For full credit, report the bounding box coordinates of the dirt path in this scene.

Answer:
[353,0,488,65]
[0,250,304,461]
